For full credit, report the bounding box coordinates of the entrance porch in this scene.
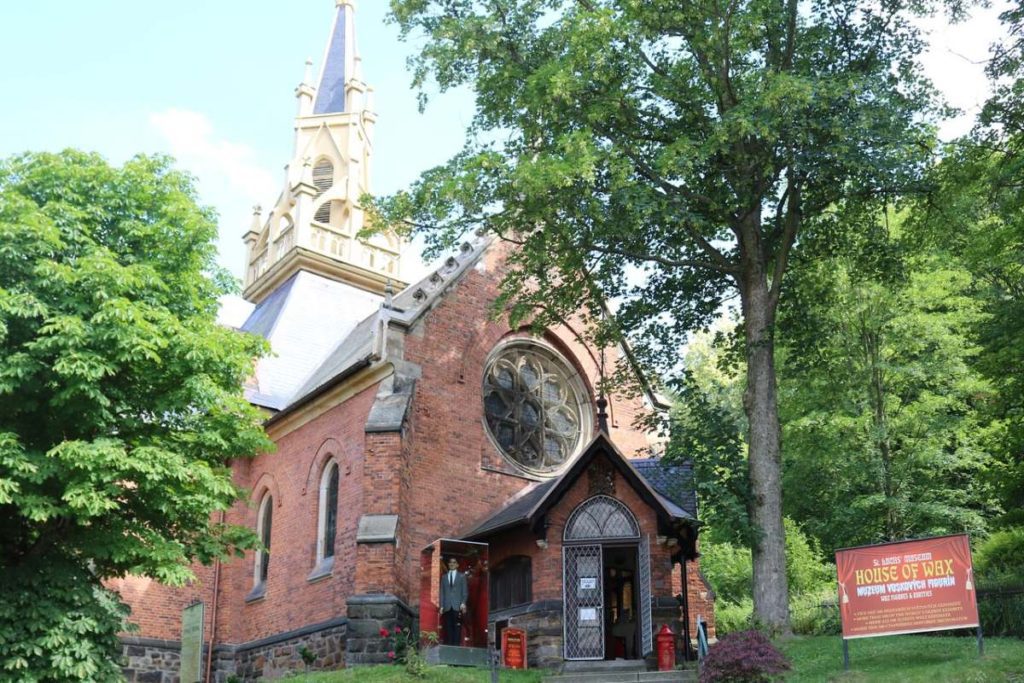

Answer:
[446,433,711,669]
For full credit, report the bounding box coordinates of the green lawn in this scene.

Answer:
[266,636,1024,682]
[286,666,542,683]
[780,635,1024,682]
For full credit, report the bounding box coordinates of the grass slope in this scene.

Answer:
[780,635,1024,682]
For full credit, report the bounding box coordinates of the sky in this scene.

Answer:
[0,1,1010,285]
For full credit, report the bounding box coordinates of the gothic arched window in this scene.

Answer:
[317,461,340,566]
[254,494,273,589]
[483,341,591,476]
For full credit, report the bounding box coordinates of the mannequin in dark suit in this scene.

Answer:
[439,557,468,646]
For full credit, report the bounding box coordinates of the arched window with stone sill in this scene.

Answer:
[251,494,273,597]
[311,460,340,579]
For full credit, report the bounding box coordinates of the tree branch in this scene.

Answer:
[768,176,801,311]
[589,242,739,275]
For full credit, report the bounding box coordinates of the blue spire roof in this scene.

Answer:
[314,6,348,114]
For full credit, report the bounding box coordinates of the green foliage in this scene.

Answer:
[974,527,1024,587]
[0,150,272,679]
[702,519,833,603]
[0,560,128,683]
[911,143,1024,527]
[714,599,755,636]
[977,590,1024,638]
[777,210,997,552]
[788,590,840,637]
[782,519,834,597]
[669,327,752,546]
[380,0,962,629]
[701,540,754,606]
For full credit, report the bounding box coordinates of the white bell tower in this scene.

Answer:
[242,0,404,304]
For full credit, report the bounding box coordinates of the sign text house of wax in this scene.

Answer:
[836,534,979,639]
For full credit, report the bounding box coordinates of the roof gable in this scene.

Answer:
[463,433,695,540]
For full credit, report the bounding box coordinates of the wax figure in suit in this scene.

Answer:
[439,557,468,646]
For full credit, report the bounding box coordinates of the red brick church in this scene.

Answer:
[113,2,715,680]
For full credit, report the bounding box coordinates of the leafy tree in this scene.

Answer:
[913,3,1024,526]
[701,518,833,606]
[380,0,962,630]
[669,327,751,546]
[778,212,996,553]
[909,145,1024,527]
[0,151,271,681]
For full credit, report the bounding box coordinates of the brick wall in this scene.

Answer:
[396,245,662,604]
[113,239,704,673]
[221,383,378,644]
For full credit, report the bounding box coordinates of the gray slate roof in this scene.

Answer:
[462,434,697,541]
[632,458,697,519]
[244,237,492,421]
[314,5,349,115]
[464,480,558,538]
[237,271,384,411]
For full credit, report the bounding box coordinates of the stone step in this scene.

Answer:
[561,659,647,673]
[543,669,697,683]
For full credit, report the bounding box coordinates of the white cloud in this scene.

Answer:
[150,109,277,200]
[150,108,279,278]
[920,2,1010,141]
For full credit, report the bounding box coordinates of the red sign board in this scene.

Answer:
[836,534,979,639]
[501,628,527,669]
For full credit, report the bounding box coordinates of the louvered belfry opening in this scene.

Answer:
[312,158,336,225]
[313,159,334,195]
[314,202,333,224]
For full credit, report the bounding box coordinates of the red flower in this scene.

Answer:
[379,627,390,637]
[394,626,402,634]
[388,651,396,660]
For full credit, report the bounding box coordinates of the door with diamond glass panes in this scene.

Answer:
[563,544,604,660]
[562,495,644,661]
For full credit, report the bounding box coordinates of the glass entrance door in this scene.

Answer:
[563,544,604,660]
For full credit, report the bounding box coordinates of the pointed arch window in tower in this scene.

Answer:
[312,158,334,196]
[314,201,333,225]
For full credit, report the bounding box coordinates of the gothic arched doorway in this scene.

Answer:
[562,495,652,661]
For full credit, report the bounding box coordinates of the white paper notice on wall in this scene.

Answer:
[580,577,597,590]
[579,607,598,622]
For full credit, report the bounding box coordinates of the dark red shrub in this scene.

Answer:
[699,630,790,682]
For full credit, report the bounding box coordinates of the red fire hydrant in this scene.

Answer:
[656,624,676,671]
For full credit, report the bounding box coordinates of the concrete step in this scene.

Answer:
[561,659,646,673]
[543,668,697,683]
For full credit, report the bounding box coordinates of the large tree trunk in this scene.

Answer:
[740,264,791,634]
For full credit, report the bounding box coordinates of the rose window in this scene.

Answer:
[483,342,589,475]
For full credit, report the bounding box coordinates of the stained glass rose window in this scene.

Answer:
[483,342,590,475]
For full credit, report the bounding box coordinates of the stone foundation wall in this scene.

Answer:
[490,600,563,669]
[344,593,415,666]
[121,638,182,683]
[232,619,347,681]
[120,617,347,683]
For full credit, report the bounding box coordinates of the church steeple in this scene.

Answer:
[314,1,359,115]
[242,0,402,305]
